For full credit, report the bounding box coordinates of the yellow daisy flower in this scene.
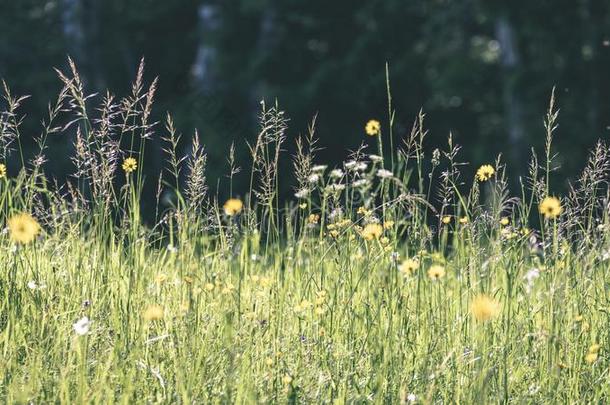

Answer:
[122,157,137,173]
[428,264,446,280]
[8,213,41,244]
[223,198,243,216]
[365,119,381,136]
[399,258,419,277]
[539,196,561,219]
[470,294,501,322]
[476,164,495,182]
[361,223,383,240]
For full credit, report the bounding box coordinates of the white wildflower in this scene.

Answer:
[344,160,358,170]
[377,169,393,179]
[308,174,320,183]
[390,252,400,262]
[524,268,540,293]
[407,393,417,403]
[167,244,178,253]
[356,162,368,171]
[73,316,91,336]
[294,188,310,199]
[353,179,370,188]
[329,169,344,178]
[369,154,383,162]
[329,208,343,221]
[27,281,46,290]
[311,165,327,173]
[524,268,540,283]
[326,183,346,193]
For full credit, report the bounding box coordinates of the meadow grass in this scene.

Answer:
[0,60,609,403]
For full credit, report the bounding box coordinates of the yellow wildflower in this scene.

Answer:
[143,304,164,321]
[539,196,561,219]
[365,119,381,136]
[223,198,243,216]
[294,299,312,313]
[428,265,446,280]
[441,216,451,225]
[476,164,495,181]
[361,223,383,240]
[122,157,137,173]
[585,352,598,364]
[470,294,501,322]
[399,258,419,277]
[8,213,41,244]
[357,206,372,216]
[0,163,6,178]
[459,216,468,225]
[500,217,510,226]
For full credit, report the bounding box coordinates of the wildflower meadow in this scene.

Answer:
[0,60,609,403]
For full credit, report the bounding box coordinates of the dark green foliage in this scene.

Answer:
[1,0,609,207]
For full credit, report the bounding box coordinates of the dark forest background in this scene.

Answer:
[2,0,610,209]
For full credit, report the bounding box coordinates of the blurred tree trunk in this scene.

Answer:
[192,3,220,93]
[250,8,276,119]
[61,0,85,63]
[495,16,524,172]
[61,0,104,91]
